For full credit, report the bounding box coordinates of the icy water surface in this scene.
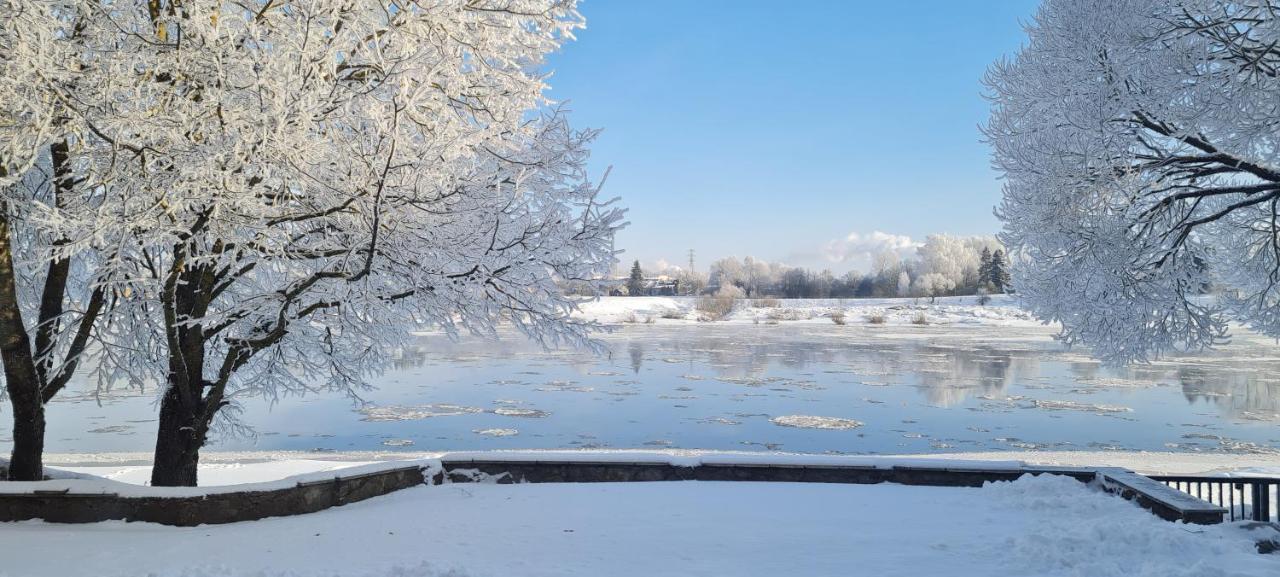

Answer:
[6,324,1280,456]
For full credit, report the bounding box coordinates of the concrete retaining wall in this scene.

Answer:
[435,459,1222,524]
[0,458,1226,526]
[0,465,428,526]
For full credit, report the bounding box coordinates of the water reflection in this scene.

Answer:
[628,342,643,374]
[7,324,1280,455]
[1178,366,1280,419]
[409,325,1280,418]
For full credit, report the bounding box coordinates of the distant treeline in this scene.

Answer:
[569,234,1014,300]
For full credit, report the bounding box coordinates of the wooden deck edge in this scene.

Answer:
[1097,468,1227,525]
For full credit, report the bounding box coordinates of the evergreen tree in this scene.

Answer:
[628,260,646,296]
[990,250,1011,293]
[978,247,994,289]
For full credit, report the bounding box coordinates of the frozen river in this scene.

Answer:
[6,324,1280,456]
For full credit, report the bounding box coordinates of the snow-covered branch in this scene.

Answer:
[987,0,1280,363]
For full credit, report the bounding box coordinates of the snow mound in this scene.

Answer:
[982,474,1269,577]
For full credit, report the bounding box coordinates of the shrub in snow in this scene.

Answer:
[697,291,738,321]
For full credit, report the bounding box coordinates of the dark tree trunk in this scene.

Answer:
[6,384,46,481]
[0,215,46,482]
[150,385,203,487]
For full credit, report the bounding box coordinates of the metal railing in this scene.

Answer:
[1150,475,1278,522]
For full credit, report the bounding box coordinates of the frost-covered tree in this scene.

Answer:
[706,256,782,297]
[977,248,994,290]
[916,235,1000,292]
[628,261,645,297]
[870,250,904,297]
[742,256,771,298]
[674,269,708,296]
[0,4,149,481]
[0,159,114,481]
[4,0,620,486]
[815,269,835,299]
[709,258,745,293]
[896,271,912,297]
[986,0,1280,363]
[989,250,1011,294]
[912,273,955,304]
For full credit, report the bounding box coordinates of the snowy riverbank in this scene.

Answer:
[0,471,1274,577]
[30,448,1280,482]
[4,451,1277,576]
[572,295,1044,327]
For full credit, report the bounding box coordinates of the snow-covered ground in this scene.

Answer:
[910,451,1280,477]
[36,451,1025,490]
[33,448,1280,480]
[0,471,1275,577]
[573,295,1043,326]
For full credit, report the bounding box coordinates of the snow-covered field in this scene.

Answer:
[573,295,1042,326]
[0,470,1275,577]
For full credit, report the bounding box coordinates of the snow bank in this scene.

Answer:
[0,473,1274,577]
[572,295,1044,327]
[0,460,431,498]
[32,448,1280,483]
[899,451,1280,477]
[436,449,1027,471]
[25,450,1028,495]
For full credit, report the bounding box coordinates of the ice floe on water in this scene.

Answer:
[15,313,1280,456]
[535,380,595,392]
[493,407,550,418]
[697,417,742,426]
[769,415,864,430]
[381,439,415,447]
[359,403,550,422]
[473,428,519,437]
[86,425,133,434]
[1073,376,1162,388]
[358,404,484,422]
[1030,399,1133,414]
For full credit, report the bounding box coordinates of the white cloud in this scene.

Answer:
[651,258,680,273]
[631,258,683,276]
[821,231,921,264]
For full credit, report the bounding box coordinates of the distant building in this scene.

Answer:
[607,276,680,296]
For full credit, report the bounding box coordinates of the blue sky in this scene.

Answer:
[545,0,1041,273]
